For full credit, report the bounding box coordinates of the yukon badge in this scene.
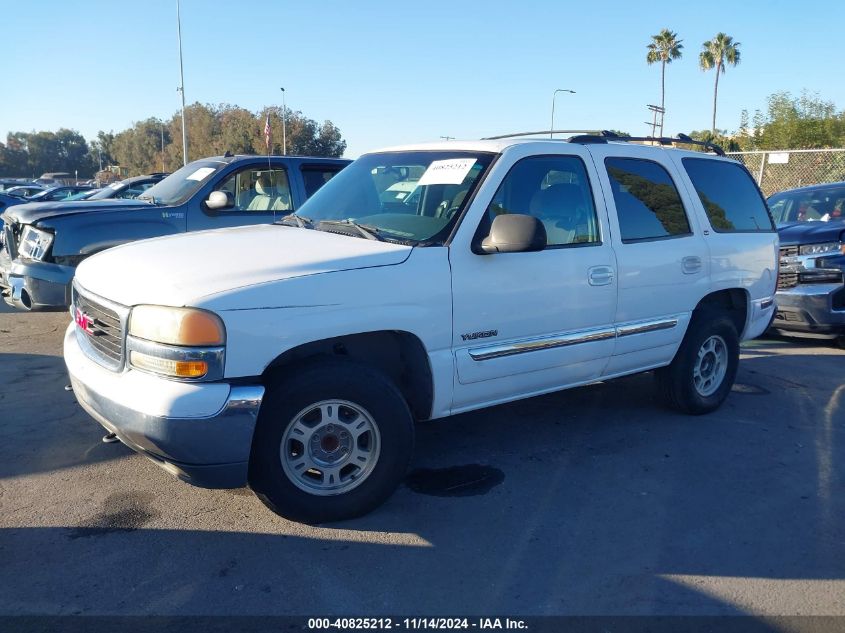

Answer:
[461,329,498,342]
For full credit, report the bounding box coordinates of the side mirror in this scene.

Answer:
[479,214,547,254]
[205,190,233,211]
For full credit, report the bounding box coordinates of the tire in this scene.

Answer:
[248,358,414,524]
[656,309,740,415]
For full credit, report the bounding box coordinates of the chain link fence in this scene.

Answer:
[726,148,845,197]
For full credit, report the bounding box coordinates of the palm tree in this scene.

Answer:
[646,29,683,137]
[699,33,741,133]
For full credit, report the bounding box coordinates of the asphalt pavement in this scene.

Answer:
[1,300,843,617]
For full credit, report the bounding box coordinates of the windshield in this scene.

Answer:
[293,151,495,243]
[139,160,224,206]
[67,190,96,200]
[88,182,127,200]
[28,188,57,200]
[768,186,845,224]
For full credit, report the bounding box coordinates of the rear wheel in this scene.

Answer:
[656,310,739,415]
[249,359,414,524]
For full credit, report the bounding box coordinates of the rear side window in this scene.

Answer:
[683,158,775,232]
[301,166,344,198]
[605,158,691,242]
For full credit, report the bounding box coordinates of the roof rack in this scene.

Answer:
[481,130,725,156]
[482,129,610,140]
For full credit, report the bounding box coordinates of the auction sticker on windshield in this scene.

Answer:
[186,167,216,181]
[417,158,476,185]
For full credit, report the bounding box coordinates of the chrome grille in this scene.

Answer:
[2,222,18,258]
[777,245,800,289]
[777,272,798,290]
[73,284,128,371]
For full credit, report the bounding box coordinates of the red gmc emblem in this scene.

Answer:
[75,307,95,335]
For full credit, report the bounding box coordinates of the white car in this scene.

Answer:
[64,133,778,523]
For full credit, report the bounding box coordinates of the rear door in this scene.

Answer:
[586,145,710,376]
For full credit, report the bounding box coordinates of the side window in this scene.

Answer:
[605,157,691,242]
[214,168,292,212]
[301,166,343,198]
[682,158,775,232]
[483,155,599,247]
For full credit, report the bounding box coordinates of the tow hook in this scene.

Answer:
[102,433,119,444]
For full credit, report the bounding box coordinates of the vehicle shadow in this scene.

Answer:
[1,345,842,616]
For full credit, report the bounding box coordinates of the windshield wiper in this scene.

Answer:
[275,213,313,229]
[317,219,384,241]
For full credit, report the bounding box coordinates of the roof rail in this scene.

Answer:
[567,132,725,156]
[481,130,725,156]
[482,129,613,140]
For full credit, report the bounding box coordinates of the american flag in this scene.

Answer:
[264,113,271,149]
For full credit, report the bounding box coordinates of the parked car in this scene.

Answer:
[5,185,47,198]
[85,173,169,201]
[0,155,349,310]
[767,182,845,345]
[23,185,94,203]
[0,179,33,192]
[63,134,777,523]
[35,172,72,186]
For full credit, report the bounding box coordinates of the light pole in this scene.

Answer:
[550,89,576,138]
[176,0,188,165]
[280,87,287,155]
[160,122,166,172]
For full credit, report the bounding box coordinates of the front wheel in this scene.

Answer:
[656,310,740,415]
[249,359,415,523]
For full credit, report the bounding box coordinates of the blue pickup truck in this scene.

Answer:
[0,154,349,310]
[768,181,845,346]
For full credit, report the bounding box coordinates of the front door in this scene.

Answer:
[188,163,294,231]
[449,147,618,413]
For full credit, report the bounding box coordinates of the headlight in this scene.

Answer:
[18,225,54,260]
[127,305,225,380]
[129,305,225,346]
[799,241,845,256]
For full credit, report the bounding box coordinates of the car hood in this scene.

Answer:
[1,199,151,225]
[777,220,845,246]
[74,224,413,307]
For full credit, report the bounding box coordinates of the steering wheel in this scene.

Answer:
[444,205,462,220]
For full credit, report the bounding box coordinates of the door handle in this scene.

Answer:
[588,266,614,286]
[682,256,703,274]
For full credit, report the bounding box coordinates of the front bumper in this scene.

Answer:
[0,247,74,310]
[64,323,265,488]
[772,282,845,338]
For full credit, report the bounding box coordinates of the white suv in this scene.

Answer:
[64,133,778,523]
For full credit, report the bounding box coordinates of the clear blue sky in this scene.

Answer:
[2,0,842,158]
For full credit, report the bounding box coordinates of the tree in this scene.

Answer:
[646,28,683,136]
[699,33,741,133]
[752,90,845,150]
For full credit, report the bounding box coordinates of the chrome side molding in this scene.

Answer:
[468,316,682,362]
[468,327,616,361]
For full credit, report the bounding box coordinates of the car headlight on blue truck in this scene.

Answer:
[18,226,54,260]
[799,241,845,256]
[127,305,226,380]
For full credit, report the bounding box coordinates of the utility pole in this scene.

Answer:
[176,0,188,165]
[160,123,166,172]
[280,87,287,155]
[646,104,665,140]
